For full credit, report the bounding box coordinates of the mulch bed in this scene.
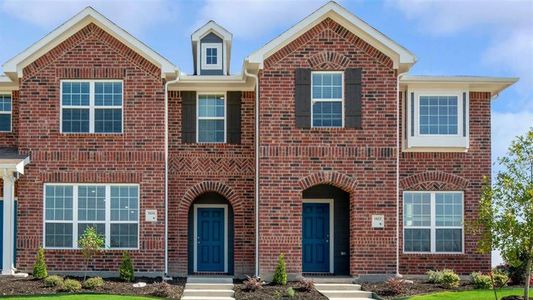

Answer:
[362,280,475,299]
[0,275,186,299]
[234,281,328,300]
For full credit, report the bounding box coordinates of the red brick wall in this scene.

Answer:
[14,23,166,273]
[399,91,492,275]
[167,90,256,277]
[258,18,399,276]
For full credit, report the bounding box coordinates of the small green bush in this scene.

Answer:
[492,270,509,288]
[440,270,460,289]
[272,253,287,286]
[33,247,48,279]
[119,251,135,282]
[470,272,492,289]
[43,275,64,288]
[82,277,105,289]
[286,287,296,298]
[427,269,444,283]
[62,279,82,292]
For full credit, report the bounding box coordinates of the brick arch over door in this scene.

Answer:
[307,51,352,70]
[180,181,243,214]
[299,171,357,193]
[400,171,470,191]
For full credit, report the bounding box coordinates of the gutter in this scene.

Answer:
[244,67,260,277]
[396,71,408,277]
[164,72,180,279]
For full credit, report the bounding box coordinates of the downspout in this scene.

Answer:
[164,71,180,279]
[244,67,260,277]
[396,70,408,277]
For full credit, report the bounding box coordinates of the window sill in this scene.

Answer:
[403,252,465,255]
[405,136,468,152]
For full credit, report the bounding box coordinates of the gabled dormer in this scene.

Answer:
[192,21,232,76]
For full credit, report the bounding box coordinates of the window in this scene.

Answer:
[405,90,468,149]
[0,94,12,132]
[197,94,225,143]
[44,184,139,249]
[201,43,222,70]
[403,191,463,253]
[311,72,343,128]
[61,81,123,133]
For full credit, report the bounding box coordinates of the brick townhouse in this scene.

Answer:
[0,1,517,281]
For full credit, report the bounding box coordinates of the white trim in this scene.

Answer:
[302,199,334,274]
[402,191,465,255]
[247,1,416,71]
[310,71,344,128]
[196,92,227,144]
[192,21,233,42]
[60,80,124,134]
[400,75,518,95]
[42,183,140,250]
[0,93,12,133]
[2,7,176,79]
[201,43,223,70]
[193,204,229,273]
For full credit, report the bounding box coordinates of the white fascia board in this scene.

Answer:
[2,7,177,78]
[401,75,519,95]
[168,74,255,91]
[247,1,416,69]
[191,20,233,42]
[0,76,18,91]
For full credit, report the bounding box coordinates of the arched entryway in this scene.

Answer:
[187,192,234,274]
[302,184,350,275]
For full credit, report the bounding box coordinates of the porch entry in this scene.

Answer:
[193,204,228,273]
[302,199,333,273]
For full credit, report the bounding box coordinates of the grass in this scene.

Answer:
[404,288,524,300]
[1,295,158,300]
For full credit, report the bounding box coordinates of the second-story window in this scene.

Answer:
[197,94,225,143]
[61,80,123,134]
[311,71,343,128]
[419,96,458,135]
[201,43,222,70]
[0,94,12,132]
[206,47,218,65]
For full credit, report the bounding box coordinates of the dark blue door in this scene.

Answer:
[197,207,225,272]
[302,203,330,273]
[0,200,17,270]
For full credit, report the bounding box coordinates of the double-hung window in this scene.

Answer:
[311,72,343,128]
[197,94,225,143]
[201,43,222,70]
[61,80,123,133]
[44,184,139,249]
[403,191,463,253]
[0,94,12,132]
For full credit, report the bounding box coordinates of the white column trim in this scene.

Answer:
[2,170,16,275]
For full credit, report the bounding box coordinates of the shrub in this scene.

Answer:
[299,278,315,292]
[386,277,407,295]
[62,279,82,292]
[427,269,444,284]
[440,270,460,289]
[33,247,48,279]
[286,287,295,298]
[272,253,287,286]
[492,270,509,288]
[151,282,176,298]
[43,275,64,288]
[119,251,135,282]
[243,276,262,292]
[471,272,492,289]
[82,277,105,289]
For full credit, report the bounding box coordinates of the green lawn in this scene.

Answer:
[1,295,157,300]
[404,288,524,300]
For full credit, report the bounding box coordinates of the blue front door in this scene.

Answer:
[302,202,330,273]
[196,207,225,272]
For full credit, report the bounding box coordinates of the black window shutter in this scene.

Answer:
[344,68,362,129]
[181,91,196,143]
[295,68,311,128]
[227,91,242,144]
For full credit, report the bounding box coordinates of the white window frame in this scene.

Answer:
[43,183,140,250]
[406,89,469,150]
[0,93,12,132]
[196,92,227,144]
[403,191,464,254]
[310,71,344,128]
[201,43,222,70]
[60,80,124,134]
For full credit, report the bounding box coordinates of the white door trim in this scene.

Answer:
[302,199,334,274]
[193,204,228,273]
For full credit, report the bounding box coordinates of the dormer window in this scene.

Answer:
[201,43,222,70]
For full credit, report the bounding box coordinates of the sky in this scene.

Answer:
[0,0,532,265]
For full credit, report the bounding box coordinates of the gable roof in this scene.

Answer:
[246,1,416,72]
[2,7,177,80]
[191,20,233,42]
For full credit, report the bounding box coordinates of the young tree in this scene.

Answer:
[78,226,105,281]
[478,128,533,300]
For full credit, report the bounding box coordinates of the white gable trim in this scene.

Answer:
[2,7,177,79]
[192,20,233,42]
[246,1,416,71]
